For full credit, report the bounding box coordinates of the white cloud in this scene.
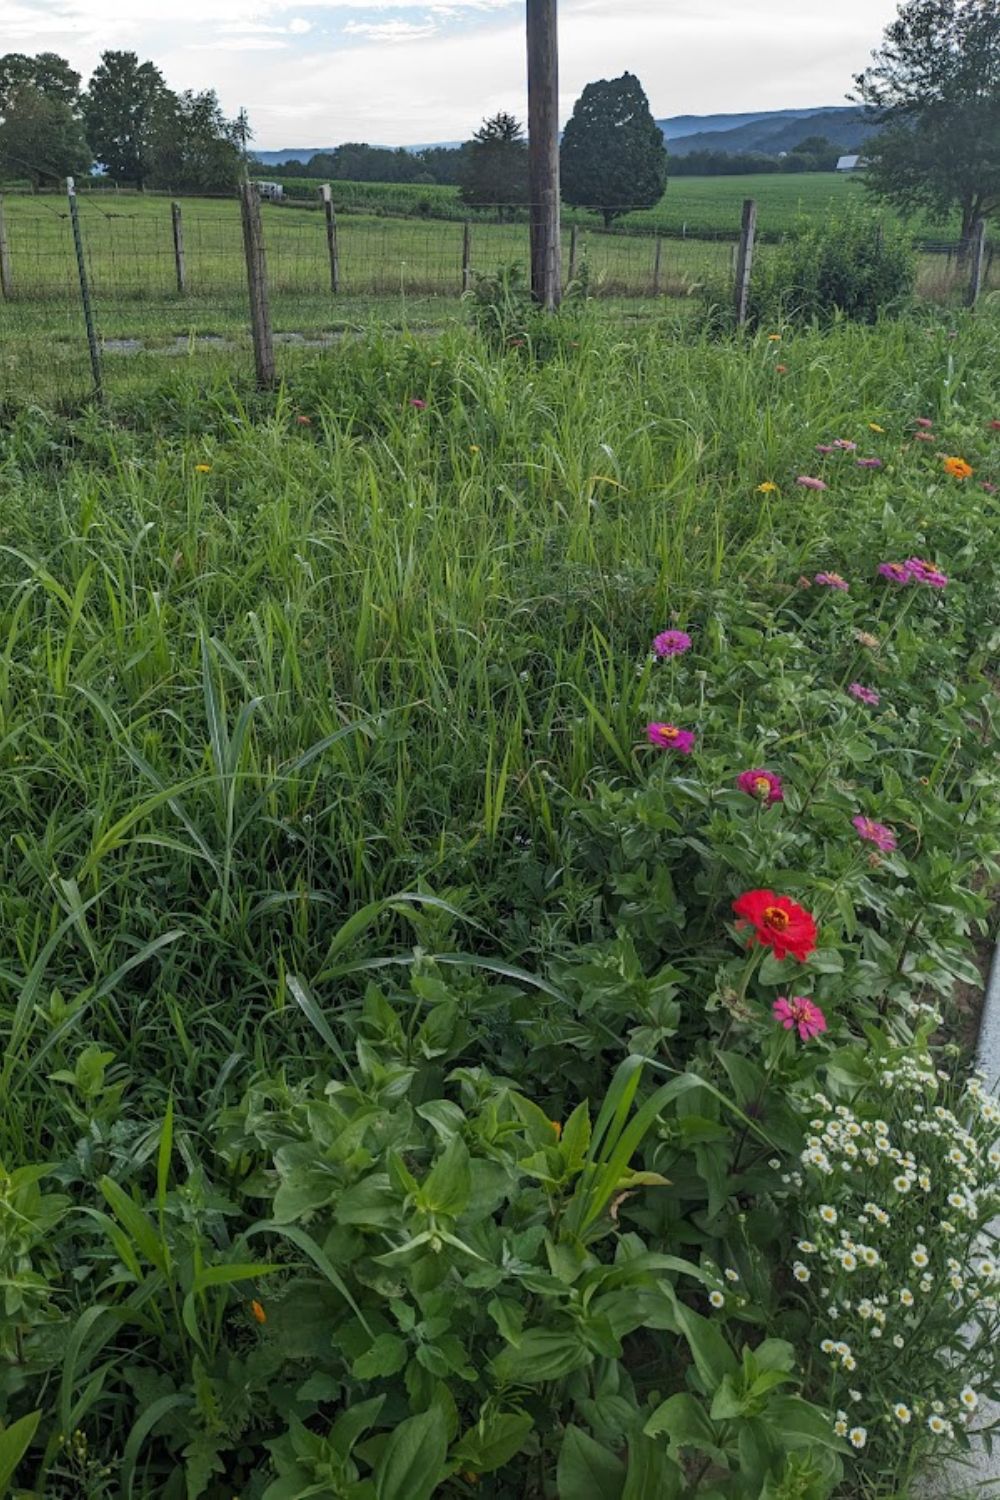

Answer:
[343,19,439,42]
[5,0,902,147]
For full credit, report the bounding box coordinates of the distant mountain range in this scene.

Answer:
[253,105,875,166]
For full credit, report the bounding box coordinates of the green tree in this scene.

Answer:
[458,112,529,219]
[147,90,243,194]
[83,51,168,187]
[0,85,90,186]
[560,72,667,227]
[854,0,1000,244]
[0,52,81,112]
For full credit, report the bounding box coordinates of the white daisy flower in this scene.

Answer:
[849,1427,867,1448]
[709,1290,725,1309]
[960,1387,978,1411]
[893,1404,912,1425]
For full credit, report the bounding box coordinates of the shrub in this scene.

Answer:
[746,210,916,327]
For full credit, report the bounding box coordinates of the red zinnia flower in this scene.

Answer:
[733,889,818,962]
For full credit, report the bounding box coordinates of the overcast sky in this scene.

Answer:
[7,0,901,148]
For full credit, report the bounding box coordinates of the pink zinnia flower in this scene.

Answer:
[646,722,695,754]
[915,417,934,428]
[796,476,828,491]
[905,557,948,588]
[983,482,997,494]
[914,432,936,441]
[773,995,827,1042]
[856,458,884,469]
[409,398,427,409]
[832,439,858,452]
[653,629,692,658]
[878,561,912,584]
[848,682,880,706]
[988,420,1000,431]
[737,768,784,806]
[853,815,897,852]
[815,444,834,454]
[815,572,849,591]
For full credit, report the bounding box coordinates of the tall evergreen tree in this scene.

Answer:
[458,112,529,219]
[560,73,668,227]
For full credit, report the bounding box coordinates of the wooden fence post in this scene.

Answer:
[966,219,986,309]
[733,197,757,328]
[526,0,561,309]
[568,223,578,283]
[239,180,276,388]
[320,184,340,293]
[652,235,663,296]
[0,196,11,299]
[171,201,186,294]
[462,221,472,293]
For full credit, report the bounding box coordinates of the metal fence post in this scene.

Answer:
[733,198,757,329]
[652,235,663,296]
[967,219,987,309]
[320,184,340,293]
[568,223,578,284]
[239,179,276,388]
[66,177,103,403]
[0,196,12,300]
[171,201,186,294]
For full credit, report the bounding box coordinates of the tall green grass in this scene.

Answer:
[0,308,997,1161]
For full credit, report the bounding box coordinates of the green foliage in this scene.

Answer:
[0,85,90,187]
[0,313,997,1497]
[855,0,1000,240]
[458,112,529,220]
[83,50,168,187]
[0,52,80,113]
[147,88,243,195]
[561,72,669,227]
[738,209,916,327]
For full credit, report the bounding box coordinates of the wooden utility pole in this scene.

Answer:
[526,0,561,309]
[733,197,757,329]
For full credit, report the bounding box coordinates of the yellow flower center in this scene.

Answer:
[763,905,790,930]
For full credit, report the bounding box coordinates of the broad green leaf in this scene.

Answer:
[451,1412,533,1475]
[373,1407,447,1500]
[99,1176,168,1276]
[352,1333,407,1381]
[557,1424,625,1500]
[0,1409,40,1499]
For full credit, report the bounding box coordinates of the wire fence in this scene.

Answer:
[0,187,995,405]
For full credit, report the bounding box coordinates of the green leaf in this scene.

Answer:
[451,1412,533,1475]
[621,1432,683,1500]
[492,1327,593,1383]
[420,1135,471,1216]
[121,1394,192,1499]
[373,1407,447,1500]
[352,1333,408,1380]
[192,1261,281,1294]
[99,1176,168,1275]
[0,1409,40,1499]
[246,1220,372,1335]
[557,1425,626,1500]
[644,1394,726,1467]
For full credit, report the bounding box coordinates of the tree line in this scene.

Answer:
[0,50,246,192]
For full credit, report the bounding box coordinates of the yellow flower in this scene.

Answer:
[756,481,778,493]
[550,1120,562,1140]
[194,463,212,473]
[767,333,782,342]
[942,455,974,479]
[469,444,480,453]
[251,1300,267,1324]
[868,423,885,433]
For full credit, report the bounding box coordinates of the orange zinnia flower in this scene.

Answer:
[251,1300,267,1324]
[942,456,973,479]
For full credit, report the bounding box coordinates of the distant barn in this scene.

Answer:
[836,155,862,172]
[255,180,285,201]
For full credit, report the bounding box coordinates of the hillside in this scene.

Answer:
[253,106,876,165]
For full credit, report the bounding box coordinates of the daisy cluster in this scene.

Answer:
[791,1071,1000,1452]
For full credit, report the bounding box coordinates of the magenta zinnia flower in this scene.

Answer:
[646,722,695,754]
[773,995,827,1042]
[814,572,849,591]
[409,397,427,409]
[815,444,834,454]
[737,768,784,806]
[653,629,692,658]
[905,557,948,588]
[796,476,828,491]
[848,682,880,706]
[853,815,897,852]
[856,458,884,469]
[878,561,913,584]
[832,439,858,452]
